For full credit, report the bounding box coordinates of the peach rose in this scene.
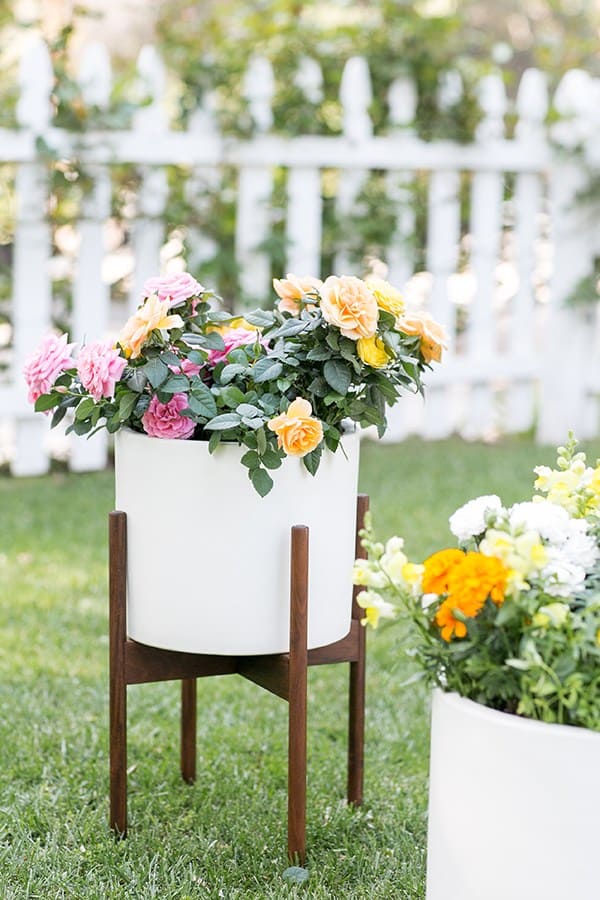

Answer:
[397,311,447,363]
[267,398,323,457]
[319,275,378,340]
[119,294,184,359]
[273,274,322,315]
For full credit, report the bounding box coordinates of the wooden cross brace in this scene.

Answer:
[109,495,368,864]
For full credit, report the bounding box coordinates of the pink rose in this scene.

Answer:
[143,272,204,309]
[142,393,196,440]
[77,341,127,400]
[207,327,264,367]
[23,332,75,403]
[168,357,202,378]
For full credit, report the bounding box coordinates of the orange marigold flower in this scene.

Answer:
[435,600,468,641]
[447,551,507,610]
[433,552,508,641]
[422,548,465,594]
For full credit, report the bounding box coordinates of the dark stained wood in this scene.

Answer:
[109,510,128,837]
[181,679,197,783]
[108,497,369,859]
[125,640,236,685]
[306,621,361,665]
[348,494,369,805]
[237,655,290,700]
[287,525,309,865]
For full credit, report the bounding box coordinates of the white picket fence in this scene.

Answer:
[1,38,600,475]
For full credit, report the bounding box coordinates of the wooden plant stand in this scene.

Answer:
[109,495,368,863]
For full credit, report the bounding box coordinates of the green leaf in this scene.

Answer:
[126,368,148,392]
[219,363,247,384]
[143,357,169,388]
[302,443,323,476]
[261,448,283,469]
[188,384,217,419]
[323,360,352,395]
[251,357,284,383]
[75,397,96,420]
[306,345,332,361]
[267,318,310,339]
[158,350,181,366]
[242,416,264,429]
[249,466,274,497]
[51,405,68,428]
[241,450,260,470]
[118,392,138,422]
[205,412,242,431]
[72,417,92,435]
[183,330,225,350]
[237,403,261,418]
[34,393,62,412]
[256,427,267,455]
[161,374,189,393]
[219,385,246,407]
[208,431,222,453]
[244,309,276,328]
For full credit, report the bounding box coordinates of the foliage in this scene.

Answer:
[26,271,444,495]
[156,0,483,142]
[356,434,600,729]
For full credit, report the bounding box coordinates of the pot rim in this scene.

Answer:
[433,687,600,743]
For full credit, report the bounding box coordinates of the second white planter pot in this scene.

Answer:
[426,689,600,900]
[114,428,360,655]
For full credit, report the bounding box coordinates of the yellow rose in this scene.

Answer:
[273,274,322,315]
[267,397,323,457]
[319,275,378,340]
[397,311,447,363]
[365,276,405,321]
[119,294,184,359]
[356,335,390,368]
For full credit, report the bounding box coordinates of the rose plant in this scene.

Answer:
[24,270,444,496]
[354,434,600,729]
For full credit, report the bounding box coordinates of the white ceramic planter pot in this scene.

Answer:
[426,689,600,900]
[114,428,360,655]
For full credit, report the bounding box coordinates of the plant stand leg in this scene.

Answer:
[288,525,309,865]
[109,511,128,837]
[181,678,197,783]
[348,495,369,805]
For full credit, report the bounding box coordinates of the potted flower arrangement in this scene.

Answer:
[24,270,444,655]
[354,435,600,900]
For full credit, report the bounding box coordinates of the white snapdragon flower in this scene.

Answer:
[449,495,503,541]
[356,590,396,628]
[352,560,388,590]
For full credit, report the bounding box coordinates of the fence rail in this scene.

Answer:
[2,38,600,475]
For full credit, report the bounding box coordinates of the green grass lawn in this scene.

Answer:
[1,435,598,899]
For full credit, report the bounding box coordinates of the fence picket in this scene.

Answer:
[11,38,54,475]
[69,43,113,472]
[334,57,372,275]
[385,76,417,289]
[235,57,274,307]
[463,74,507,438]
[506,69,548,432]
[128,46,169,314]
[285,60,324,277]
